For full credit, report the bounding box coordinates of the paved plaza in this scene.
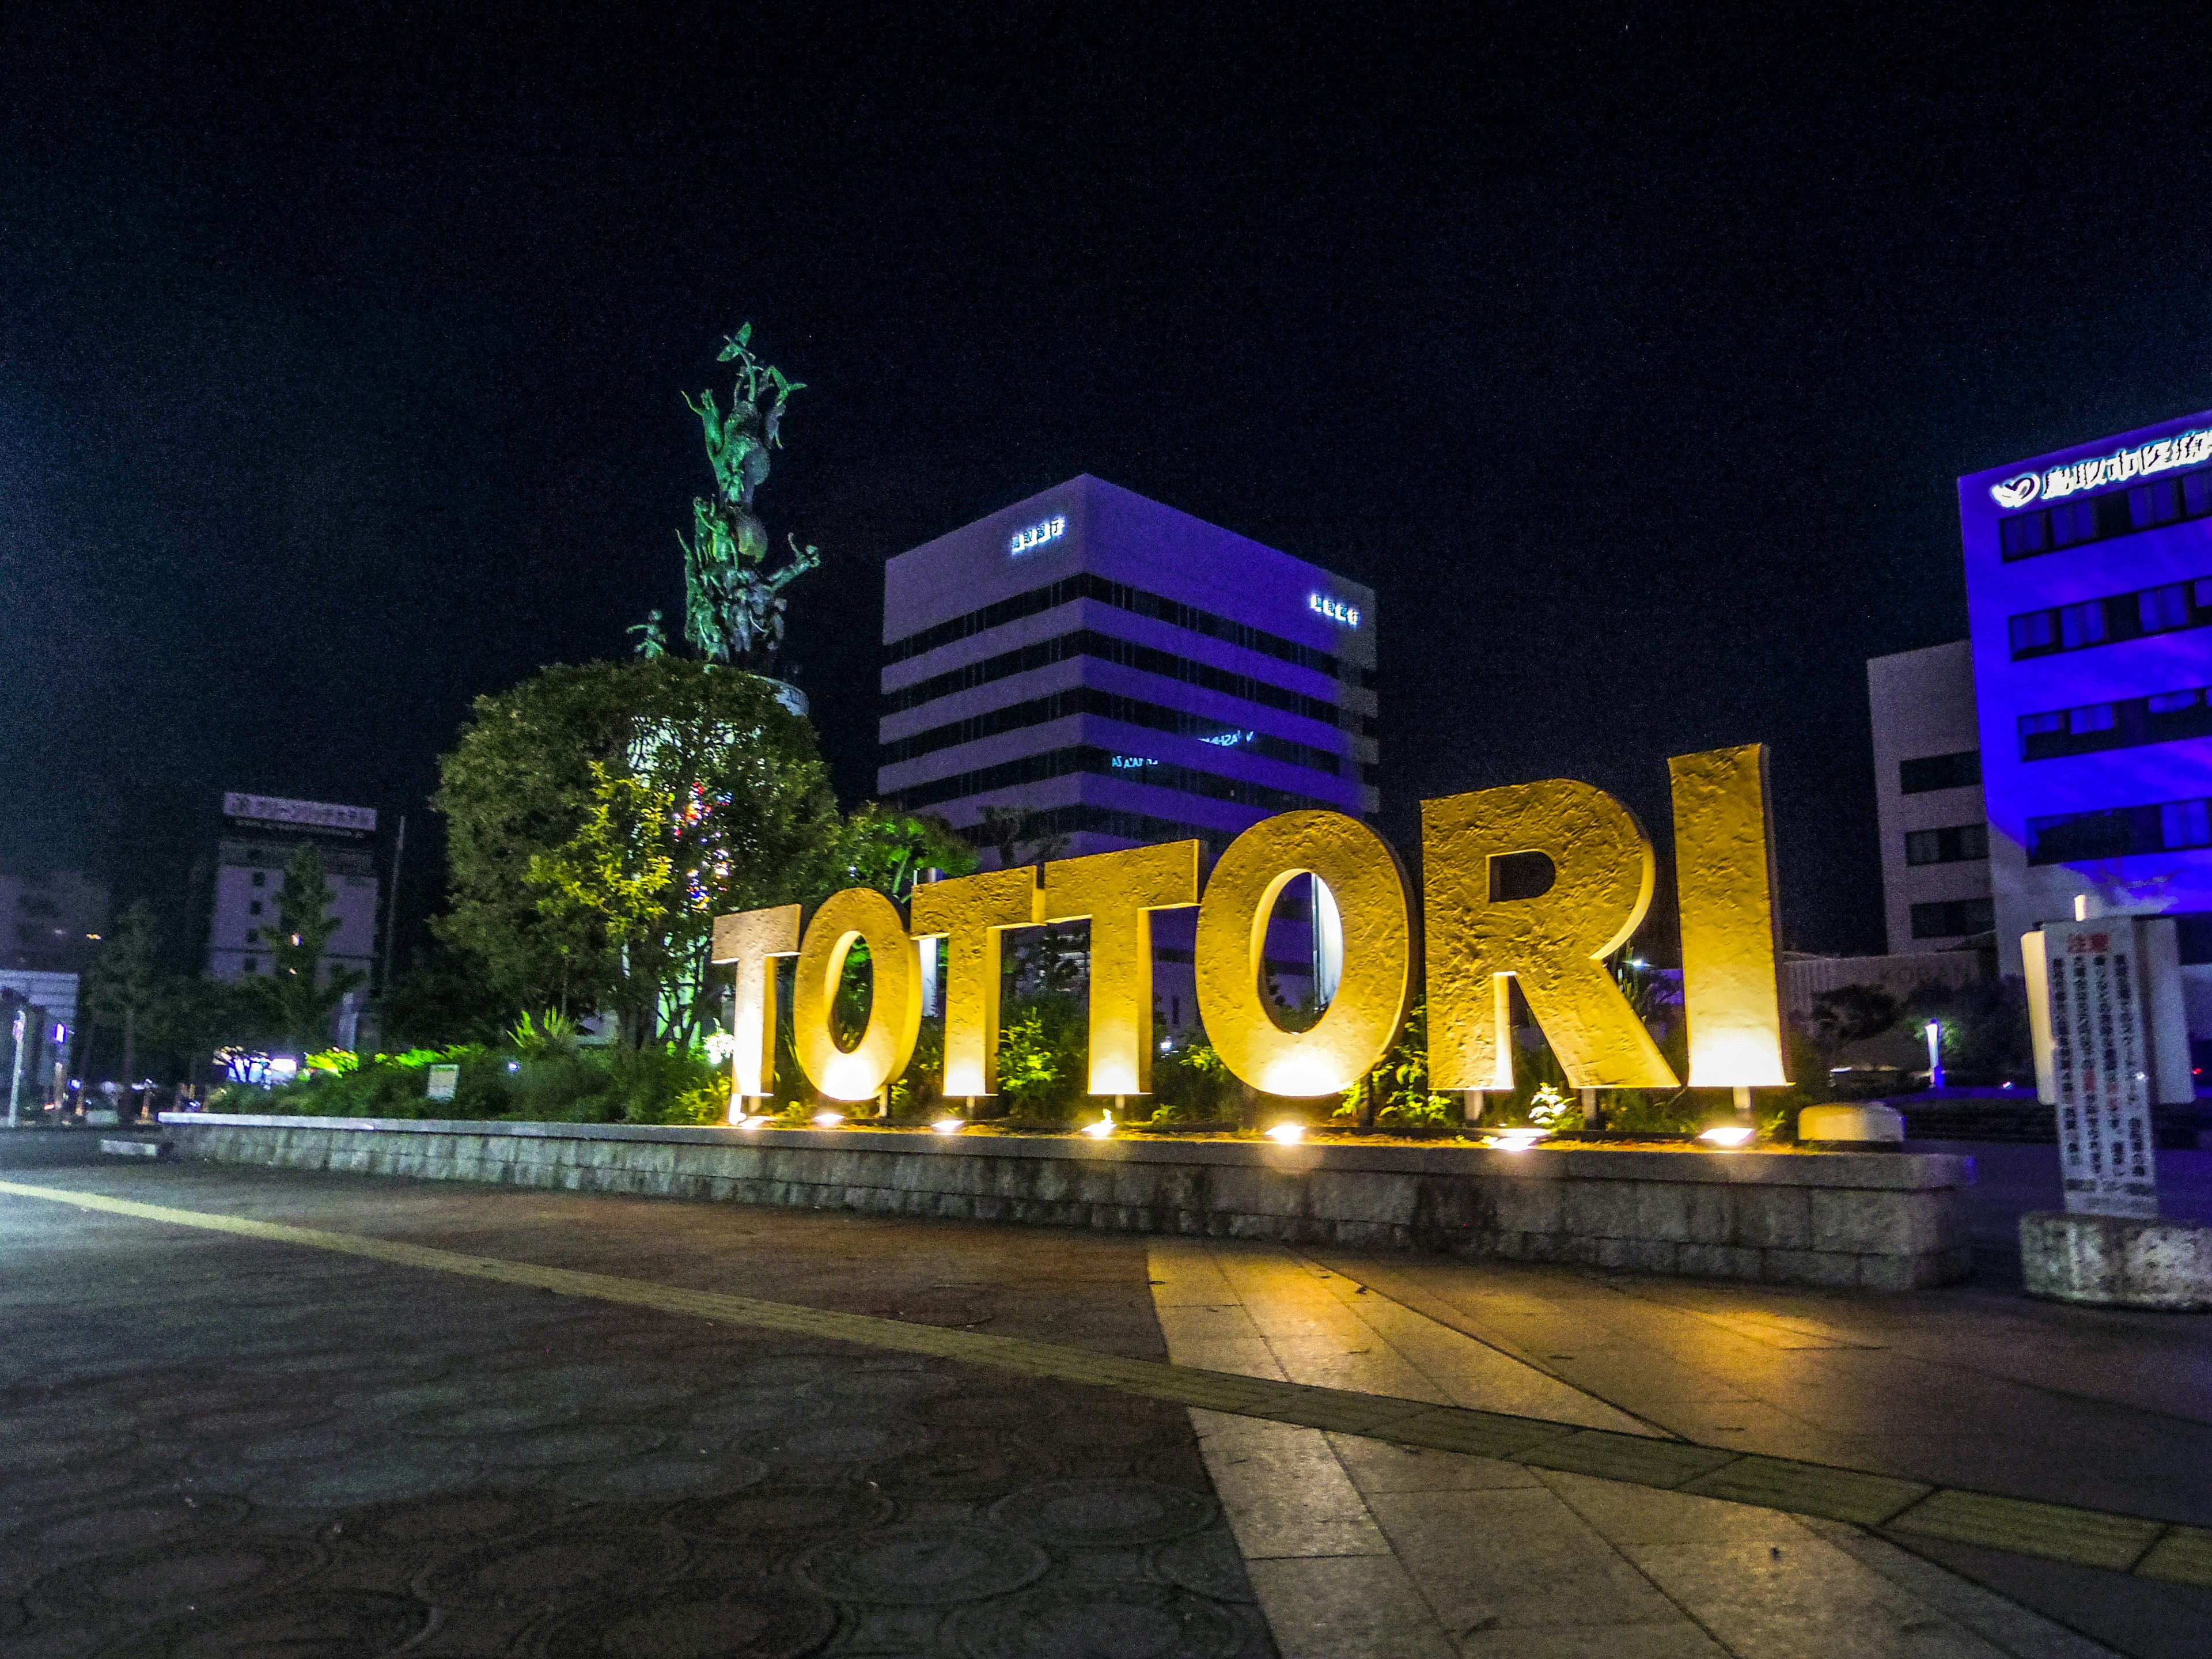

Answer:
[3,1134,2211,1657]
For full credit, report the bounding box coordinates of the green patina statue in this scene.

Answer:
[662,324,821,666]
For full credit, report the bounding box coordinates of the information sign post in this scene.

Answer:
[2021,915,2210,1305]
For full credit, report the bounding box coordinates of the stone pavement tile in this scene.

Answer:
[1324,1434,1542,1495]
[1156,1301,1267,1349]
[1889,1490,2164,1573]
[1798,1518,2124,1659]
[1189,1410,1391,1560]
[1517,1429,1740,1488]
[1455,1624,1729,1659]
[1362,1486,1693,1640]
[1243,1554,1458,1659]
[1259,1334,1449,1402]
[1677,1454,1932,1528]
[1627,1536,2017,1658]
[1534,1468,1812,1547]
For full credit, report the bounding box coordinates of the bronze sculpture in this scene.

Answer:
[665,324,821,666]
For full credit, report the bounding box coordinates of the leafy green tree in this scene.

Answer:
[436,658,842,1048]
[832,806,976,899]
[82,900,167,1085]
[233,843,366,1051]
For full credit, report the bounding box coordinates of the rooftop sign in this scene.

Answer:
[1009,515,1067,555]
[1990,425,2212,509]
[223,793,377,834]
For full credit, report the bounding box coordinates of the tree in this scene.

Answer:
[831,806,976,899]
[82,900,166,1086]
[233,843,365,1051]
[436,657,842,1047]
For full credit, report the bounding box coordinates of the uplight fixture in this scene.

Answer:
[812,1110,845,1128]
[1265,1122,1306,1145]
[931,1117,964,1135]
[1698,1123,1756,1147]
[1081,1115,1115,1139]
[1489,1127,1548,1152]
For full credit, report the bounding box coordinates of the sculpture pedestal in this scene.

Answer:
[1798,1104,1904,1145]
[2020,1211,2212,1311]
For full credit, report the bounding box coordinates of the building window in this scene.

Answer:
[2162,800,2212,850]
[1904,824,1988,865]
[2008,574,2212,660]
[1999,467,2212,562]
[242,956,258,972]
[1910,898,1994,938]
[251,872,267,888]
[1899,750,1980,794]
[2027,797,2212,862]
[2019,684,2212,760]
[248,900,263,916]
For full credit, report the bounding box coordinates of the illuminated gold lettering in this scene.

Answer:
[908,866,1043,1099]
[1669,745,1788,1088]
[1042,842,1200,1096]
[791,888,923,1103]
[711,904,801,1103]
[1194,810,1414,1096]
[1422,781,1677,1091]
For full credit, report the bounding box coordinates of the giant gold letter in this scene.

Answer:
[1042,842,1200,1096]
[712,904,802,1104]
[791,888,923,1102]
[1423,781,1678,1090]
[1194,810,1414,1096]
[1669,745,1788,1088]
[909,866,1043,1099]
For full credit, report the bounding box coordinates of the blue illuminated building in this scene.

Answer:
[878,476,1378,1024]
[1952,415,2212,1047]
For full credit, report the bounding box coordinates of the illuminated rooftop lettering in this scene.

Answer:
[1991,425,2212,509]
[1009,515,1067,555]
[1308,592,1361,628]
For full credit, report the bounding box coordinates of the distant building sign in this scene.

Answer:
[223,793,377,835]
[1988,425,2212,509]
[426,1065,460,1103]
[1308,593,1361,628]
[1008,515,1067,556]
[2040,920,2160,1219]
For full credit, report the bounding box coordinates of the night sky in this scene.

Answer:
[8,3,2212,959]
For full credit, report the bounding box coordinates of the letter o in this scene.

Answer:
[791,888,922,1102]
[1194,811,1415,1097]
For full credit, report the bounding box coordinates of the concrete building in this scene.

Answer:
[1957,418,2212,994]
[0,871,108,974]
[1868,641,1992,957]
[205,793,380,995]
[877,476,1377,1022]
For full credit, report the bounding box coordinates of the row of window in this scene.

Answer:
[1911,898,1994,939]
[2027,797,2212,865]
[893,745,1343,815]
[887,571,1373,684]
[2018,685,2212,761]
[1899,749,1981,794]
[972,802,1241,862]
[885,627,1370,733]
[2007,577,2212,658]
[880,686,1346,776]
[1999,470,2212,562]
[1904,823,1987,865]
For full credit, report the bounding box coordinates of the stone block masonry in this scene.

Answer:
[159,1115,1975,1290]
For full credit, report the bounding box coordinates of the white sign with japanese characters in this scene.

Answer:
[2041,920,2161,1219]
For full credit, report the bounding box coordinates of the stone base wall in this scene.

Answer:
[159,1115,1975,1290]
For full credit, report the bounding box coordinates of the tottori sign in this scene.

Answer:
[714,745,1789,1107]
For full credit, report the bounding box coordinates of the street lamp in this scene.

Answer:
[1925,1021,1944,1091]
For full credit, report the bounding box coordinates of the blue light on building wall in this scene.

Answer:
[1110,754,1158,770]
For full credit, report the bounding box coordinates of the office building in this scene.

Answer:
[1868,641,1992,957]
[1949,414,2212,1055]
[0,871,108,974]
[205,793,381,992]
[878,476,1377,1021]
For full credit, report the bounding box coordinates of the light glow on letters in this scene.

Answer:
[1009,515,1067,555]
[1989,425,2212,509]
[1308,592,1361,628]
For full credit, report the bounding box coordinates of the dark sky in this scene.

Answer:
[7,2,2212,957]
